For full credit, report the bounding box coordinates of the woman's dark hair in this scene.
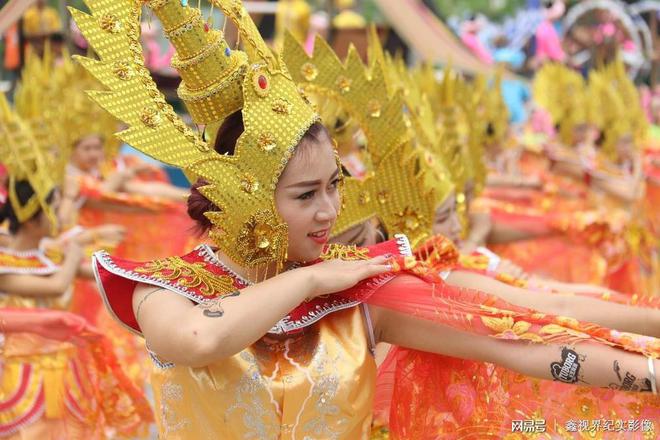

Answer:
[0,180,55,234]
[188,111,331,235]
[485,122,495,137]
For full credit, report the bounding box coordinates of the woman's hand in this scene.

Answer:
[305,255,392,298]
[65,241,85,265]
[497,258,528,280]
[33,310,101,342]
[92,224,127,246]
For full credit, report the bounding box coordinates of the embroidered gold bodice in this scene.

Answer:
[150,306,376,440]
[0,246,71,310]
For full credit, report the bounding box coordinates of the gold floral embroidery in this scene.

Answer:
[481,316,544,343]
[236,210,288,267]
[539,324,590,340]
[134,257,235,297]
[321,244,369,261]
[160,382,189,436]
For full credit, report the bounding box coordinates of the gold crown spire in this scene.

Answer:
[438,68,466,191]
[0,94,57,231]
[147,0,247,125]
[364,27,454,206]
[72,0,318,268]
[456,74,488,194]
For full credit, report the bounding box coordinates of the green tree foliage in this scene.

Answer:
[433,0,527,21]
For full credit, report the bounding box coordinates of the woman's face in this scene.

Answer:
[275,136,341,263]
[71,135,105,172]
[432,193,462,242]
[329,220,379,247]
[616,134,635,162]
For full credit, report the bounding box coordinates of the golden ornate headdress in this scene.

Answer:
[533,63,588,146]
[72,0,318,269]
[588,60,647,160]
[283,30,439,247]
[0,94,57,231]
[437,68,466,192]
[364,27,454,206]
[456,74,488,194]
[481,70,509,148]
[283,32,409,167]
[14,49,121,178]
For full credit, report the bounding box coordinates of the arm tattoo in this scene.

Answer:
[550,347,586,384]
[135,288,163,321]
[198,290,241,318]
[609,360,653,392]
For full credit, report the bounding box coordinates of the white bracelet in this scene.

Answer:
[649,357,658,395]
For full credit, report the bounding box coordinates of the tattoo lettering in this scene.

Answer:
[198,290,240,318]
[551,347,583,384]
[609,361,653,392]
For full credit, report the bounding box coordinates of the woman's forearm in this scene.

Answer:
[447,270,660,338]
[496,340,658,393]
[486,221,550,244]
[376,308,659,393]
[590,174,640,203]
[101,170,130,193]
[137,267,316,366]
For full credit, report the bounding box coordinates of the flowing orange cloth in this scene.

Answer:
[69,157,196,389]
[362,238,660,439]
[0,308,153,438]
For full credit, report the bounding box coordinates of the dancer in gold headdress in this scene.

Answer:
[0,94,152,439]
[71,0,659,438]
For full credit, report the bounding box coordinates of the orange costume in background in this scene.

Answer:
[0,247,153,438]
[67,156,194,388]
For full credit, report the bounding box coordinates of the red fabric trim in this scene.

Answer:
[0,383,44,435]
[94,239,405,335]
[0,364,33,411]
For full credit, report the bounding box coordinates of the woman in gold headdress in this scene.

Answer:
[0,94,153,439]
[73,1,660,438]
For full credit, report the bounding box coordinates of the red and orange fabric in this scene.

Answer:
[0,308,152,438]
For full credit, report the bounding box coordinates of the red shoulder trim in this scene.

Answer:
[93,245,247,335]
[93,236,413,336]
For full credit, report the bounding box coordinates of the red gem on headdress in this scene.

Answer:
[204,23,210,32]
[258,75,268,90]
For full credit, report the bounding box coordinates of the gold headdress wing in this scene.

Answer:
[608,60,648,149]
[283,32,437,247]
[533,63,587,145]
[365,28,454,206]
[456,74,487,194]
[0,94,57,231]
[333,141,437,248]
[437,68,467,191]
[72,0,318,268]
[283,33,408,166]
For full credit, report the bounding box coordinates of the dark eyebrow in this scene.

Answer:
[286,168,339,189]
